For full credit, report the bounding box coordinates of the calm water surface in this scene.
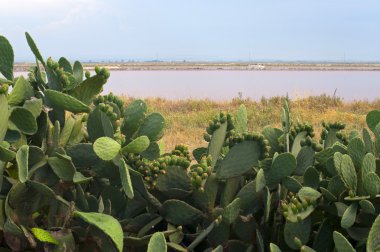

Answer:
[104,71,380,101]
[16,71,380,101]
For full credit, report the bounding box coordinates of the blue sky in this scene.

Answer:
[0,0,379,62]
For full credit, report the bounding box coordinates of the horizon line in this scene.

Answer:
[13,59,380,64]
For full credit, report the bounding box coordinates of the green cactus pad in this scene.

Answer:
[0,95,8,142]
[359,199,375,214]
[282,99,292,133]
[122,136,150,154]
[45,61,63,90]
[262,127,283,155]
[137,113,165,142]
[74,211,123,252]
[236,180,261,214]
[339,154,357,194]
[73,171,92,184]
[187,221,217,251]
[69,75,108,105]
[118,157,134,199]
[208,221,230,246]
[192,173,218,210]
[362,128,374,154]
[312,219,334,252]
[282,176,302,193]
[367,214,380,252]
[362,153,376,177]
[363,172,380,197]
[333,231,355,252]
[325,157,337,177]
[147,232,167,252]
[256,168,266,192]
[298,187,321,202]
[375,124,380,152]
[235,104,248,134]
[8,76,34,106]
[217,140,261,179]
[303,167,320,188]
[121,99,147,139]
[269,243,282,252]
[315,147,335,167]
[231,216,255,243]
[93,137,121,161]
[156,166,192,198]
[291,131,308,157]
[208,122,227,168]
[58,57,73,73]
[44,89,90,113]
[320,187,337,202]
[265,152,296,187]
[160,200,204,225]
[348,130,360,140]
[23,98,43,118]
[0,35,14,80]
[294,146,315,176]
[0,143,16,162]
[333,152,343,173]
[87,107,114,142]
[9,107,38,135]
[366,110,380,133]
[141,142,161,161]
[16,145,29,183]
[341,203,357,229]
[59,116,75,146]
[322,122,346,148]
[347,137,365,168]
[66,143,98,168]
[31,228,59,245]
[67,115,85,145]
[222,198,241,224]
[73,61,84,83]
[8,181,55,217]
[47,154,76,181]
[284,218,311,250]
[25,32,45,66]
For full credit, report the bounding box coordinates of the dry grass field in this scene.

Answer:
[120,94,380,152]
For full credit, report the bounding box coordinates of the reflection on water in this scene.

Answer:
[16,70,380,101]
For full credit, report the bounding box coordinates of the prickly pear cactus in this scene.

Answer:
[1,32,380,252]
[0,32,166,251]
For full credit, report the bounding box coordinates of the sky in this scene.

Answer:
[0,0,379,62]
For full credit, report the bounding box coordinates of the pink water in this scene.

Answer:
[16,70,380,101]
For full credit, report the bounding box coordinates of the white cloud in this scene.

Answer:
[36,0,104,31]
[1,0,96,12]
[0,0,105,32]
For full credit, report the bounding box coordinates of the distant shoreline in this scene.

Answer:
[13,62,380,72]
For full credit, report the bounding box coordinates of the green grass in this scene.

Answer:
[120,94,380,152]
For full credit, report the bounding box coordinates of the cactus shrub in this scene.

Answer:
[0,33,379,251]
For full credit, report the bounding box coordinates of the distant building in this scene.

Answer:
[248,64,265,70]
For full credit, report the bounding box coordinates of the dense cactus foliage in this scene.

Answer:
[0,33,380,252]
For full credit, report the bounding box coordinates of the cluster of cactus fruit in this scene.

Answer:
[93,93,124,130]
[1,33,380,252]
[320,121,348,146]
[140,154,191,189]
[203,112,234,142]
[0,83,9,94]
[189,155,212,190]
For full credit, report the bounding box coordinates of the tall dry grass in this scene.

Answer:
[120,94,380,152]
